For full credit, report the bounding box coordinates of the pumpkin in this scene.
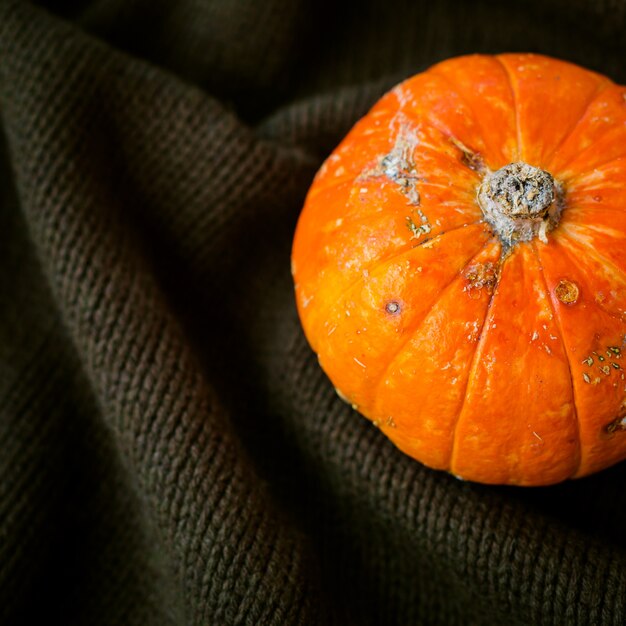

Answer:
[291,53,626,486]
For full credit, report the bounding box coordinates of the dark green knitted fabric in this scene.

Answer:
[1,1,625,624]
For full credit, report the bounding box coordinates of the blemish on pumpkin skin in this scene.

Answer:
[449,136,485,173]
[606,417,626,434]
[605,406,626,435]
[406,216,423,238]
[581,345,625,384]
[385,301,401,315]
[464,319,481,342]
[406,207,432,239]
[582,372,602,385]
[555,280,579,304]
[463,262,498,299]
[353,357,366,369]
[360,113,421,207]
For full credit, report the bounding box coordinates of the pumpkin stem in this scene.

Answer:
[477,162,563,246]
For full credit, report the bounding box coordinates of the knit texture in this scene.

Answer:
[1,1,625,624]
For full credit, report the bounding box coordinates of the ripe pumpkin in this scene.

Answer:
[291,53,626,486]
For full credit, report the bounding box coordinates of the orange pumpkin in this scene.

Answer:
[291,53,626,486]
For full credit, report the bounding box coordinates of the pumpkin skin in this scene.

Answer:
[291,53,626,486]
